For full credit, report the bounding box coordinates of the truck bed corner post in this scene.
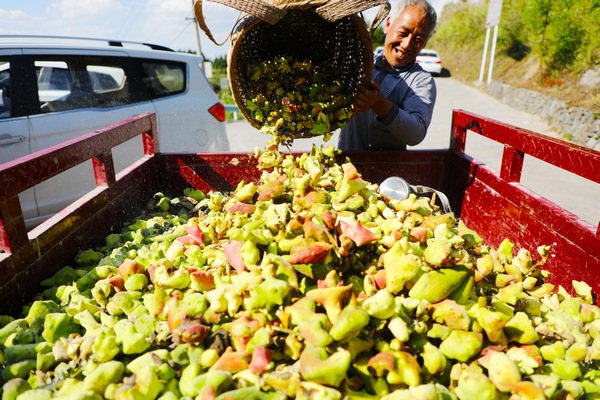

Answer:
[142,113,159,155]
[450,110,467,154]
[0,215,10,255]
[0,197,28,254]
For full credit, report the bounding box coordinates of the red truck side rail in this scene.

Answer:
[0,111,598,314]
[448,111,599,294]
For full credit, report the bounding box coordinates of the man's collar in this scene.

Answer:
[375,54,416,75]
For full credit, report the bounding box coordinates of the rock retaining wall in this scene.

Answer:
[486,81,600,151]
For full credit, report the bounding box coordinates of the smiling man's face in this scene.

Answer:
[383,5,432,69]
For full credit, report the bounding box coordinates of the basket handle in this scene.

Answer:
[315,0,390,31]
[194,0,288,45]
[367,2,391,32]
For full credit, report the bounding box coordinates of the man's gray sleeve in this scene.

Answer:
[374,74,437,146]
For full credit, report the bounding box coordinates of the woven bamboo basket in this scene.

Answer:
[195,0,390,141]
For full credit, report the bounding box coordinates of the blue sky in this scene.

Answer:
[0,0,453,60]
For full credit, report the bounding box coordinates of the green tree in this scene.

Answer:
[546,9,583,70]
[521,0,590,75]
[371,26,385,48]
[523,0,555,75]
[212,56,227,71]
[500,0,531,61]
[429,2,487,50]
[577,1,600,70]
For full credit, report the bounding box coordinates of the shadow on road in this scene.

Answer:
[437,68,452,78]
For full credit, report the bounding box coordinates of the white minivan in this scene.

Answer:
[0,35,230,228]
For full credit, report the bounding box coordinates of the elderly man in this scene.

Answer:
[338,0,438,151]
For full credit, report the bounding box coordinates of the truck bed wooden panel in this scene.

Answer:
[156,150,450,198]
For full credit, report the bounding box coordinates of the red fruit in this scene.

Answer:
[181,323,211,344]
[164,293,184,330]
[147,265,157,284]
[409,226,428,244]
[289,242,333,264]
[372,269,386,290]
[311,105,321,117]
[118,258,144,280]
[367,352,396,377]
[226,203,257,215]
[190,270,216,292]
[303,220,331,243]
[199,386,216,400]
[342,163,362,180]
[320,210,337,231]
[177,236,200,245]
[108,275,125,291]
[211,347,249,373]
[289,216,304,233]
[257,180,286,202]
[337,220,377,247]
[293,190,328,209]
[222,240,245,274]
[249,346,273,374]
[177,225,205,246]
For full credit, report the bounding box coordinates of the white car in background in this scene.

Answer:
[0,35,229,228]
[416,49,443,75]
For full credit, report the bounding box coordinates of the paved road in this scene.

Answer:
[226,77,599,227]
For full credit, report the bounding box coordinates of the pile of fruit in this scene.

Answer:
[242,56,355,145]
[1,145,599,399]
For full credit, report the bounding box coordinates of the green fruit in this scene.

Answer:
[299,346,351,388]
[479,350,521,393]
[454,365,498,400]
[383,241,422,294]
[439,330,483,362]
[83,361,125,394]
[3,359,36,380]
[124,273,149,292]
[408,265,470,303]
[362,289,395,320]
[504,311,539,344]
[329,304,370,341]
[1,378,31,400]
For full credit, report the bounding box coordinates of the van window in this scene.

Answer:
[0,60,10,119]
[141,61,186,98]
[37,57,129,113]
[36,61,71,102]
[87,65,125,93]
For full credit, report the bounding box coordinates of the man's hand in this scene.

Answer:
[353,79,393,119]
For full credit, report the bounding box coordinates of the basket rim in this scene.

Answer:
[228,16,263,129]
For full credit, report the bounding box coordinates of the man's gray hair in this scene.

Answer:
[389,0,438,36]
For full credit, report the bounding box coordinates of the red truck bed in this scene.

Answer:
[0,111,599,315]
